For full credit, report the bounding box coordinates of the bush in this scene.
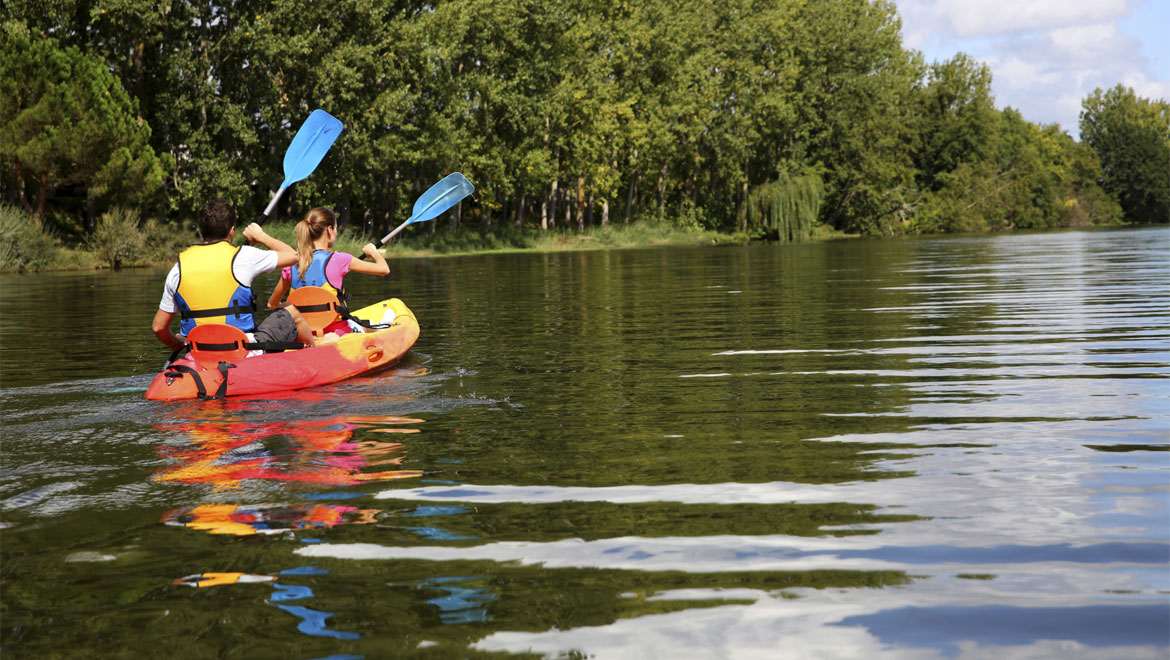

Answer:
[89,207,146,270]
[0,205,61,273]
[142,217,194,264]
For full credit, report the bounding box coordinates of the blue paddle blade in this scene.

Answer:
[407,173,475,225]
[280,110,344,189]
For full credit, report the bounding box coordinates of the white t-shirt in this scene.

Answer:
[159,245,279,313]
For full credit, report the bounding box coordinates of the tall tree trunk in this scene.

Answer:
[624,175,636,225]
[690,155,700,206]
[656,164,667,221]
[576,177,585,231]
[562,184,571,228]
[14,159,33,217]
[547,179,558,229]
[86,192,96,233]
[601,198,609,227]
[452,200,462,232]
[36,174,48,225]
[516,194,526,228]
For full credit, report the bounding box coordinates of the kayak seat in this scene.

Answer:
[288,286,344,338]
[187,323,250,365]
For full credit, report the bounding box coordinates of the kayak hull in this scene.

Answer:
[145,299,419,401]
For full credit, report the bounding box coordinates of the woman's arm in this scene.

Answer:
[348,244,390,276]
[268,276,291,309]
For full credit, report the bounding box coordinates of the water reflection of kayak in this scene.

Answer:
[145,298,419,401]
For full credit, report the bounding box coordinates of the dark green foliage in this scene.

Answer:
[0,20,167,223]
[1080,85,1170,224]
[914,53,998,192]
[0,2,1159,246]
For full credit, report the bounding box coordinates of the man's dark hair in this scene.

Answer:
[198,199,236,241]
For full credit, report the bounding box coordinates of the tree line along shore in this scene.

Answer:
[2,1,1168,273]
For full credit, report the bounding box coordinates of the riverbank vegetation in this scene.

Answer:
[0,202,765,272]
[2,0,1167,273]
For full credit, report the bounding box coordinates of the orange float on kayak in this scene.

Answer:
[145,298,418,401]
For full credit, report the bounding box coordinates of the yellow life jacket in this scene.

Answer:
[175,241,257,334]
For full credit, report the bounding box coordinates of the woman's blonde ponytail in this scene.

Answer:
[294,220,313,282]
[293,208,336,283]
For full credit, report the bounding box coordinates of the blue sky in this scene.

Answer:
[897,0,1170,138]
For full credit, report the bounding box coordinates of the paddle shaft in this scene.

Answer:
[256,187,288,226]
[359,220,409,261]
[361,173,474,259]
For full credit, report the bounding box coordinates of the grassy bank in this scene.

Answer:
[3,203,857,273]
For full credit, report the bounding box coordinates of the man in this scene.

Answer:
[152,198,314,355]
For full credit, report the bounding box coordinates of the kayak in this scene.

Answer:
[144,298,419,401]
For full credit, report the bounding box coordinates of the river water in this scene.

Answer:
[1,227,1167,659]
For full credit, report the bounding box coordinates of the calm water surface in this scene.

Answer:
[2,228,1168,659]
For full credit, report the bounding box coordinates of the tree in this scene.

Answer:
[913,53,998,192]
[787,0,920,235]
[0,21,166,224]
[1079,85,1170,224]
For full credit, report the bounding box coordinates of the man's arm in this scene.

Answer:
[152,309,185,352]
[243,222,297,268]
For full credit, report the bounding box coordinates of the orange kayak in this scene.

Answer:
[145,299,418,401]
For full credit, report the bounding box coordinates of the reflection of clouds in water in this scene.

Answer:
[369,426,1167,545]
[471,587,1167,660]
[298,536,1168,597]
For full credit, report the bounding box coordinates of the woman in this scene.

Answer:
[267,208,390,339]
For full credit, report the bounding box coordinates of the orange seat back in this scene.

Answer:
[187,324,249,365]
[287,286,342,337]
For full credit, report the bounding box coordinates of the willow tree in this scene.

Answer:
[745,168,824,241]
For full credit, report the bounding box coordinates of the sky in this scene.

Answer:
[896,0,1170,138]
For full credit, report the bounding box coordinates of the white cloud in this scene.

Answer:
[940,0,1135,38]
[897,0,1169,135]
[898,0,1140,47]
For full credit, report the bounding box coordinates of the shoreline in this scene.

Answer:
[3,222,1157,275]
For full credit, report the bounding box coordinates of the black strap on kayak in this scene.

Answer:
[161,361,237,400]
[211,361,235,399]
[242,341,305,352]
[293,298,392,332]
[163,364,209,399]
[187,339,306,353]
[179,301,258,321]
[189,339,242,352]
[292,301,339,315]
[165,346,189,366]
[337,303,393,331]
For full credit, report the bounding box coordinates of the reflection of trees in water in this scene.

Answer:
[376,500,923,544]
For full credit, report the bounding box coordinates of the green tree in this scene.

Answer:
[787,0,920,235]
[1079,85,1170,224]
[0,21,166,224]
[913,53,998,192]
